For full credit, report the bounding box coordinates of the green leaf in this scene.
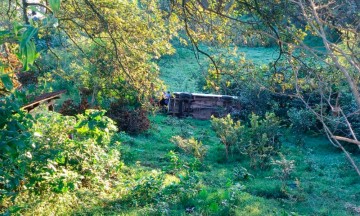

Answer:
[0,30,10,36]
[0,30,11,44]
[18,26,38,71]
[1,74,13,91]
[88,120,96,130]
[49,0,61,13]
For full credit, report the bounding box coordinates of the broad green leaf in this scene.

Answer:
[1,74,13,91]
[19,26,38,71]
[88,120,96,130]
[49,0,61,13]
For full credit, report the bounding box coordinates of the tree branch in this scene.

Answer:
[27,2,53,13]
[332,136,360,146]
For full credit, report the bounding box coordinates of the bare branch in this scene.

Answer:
[332,136,360,145]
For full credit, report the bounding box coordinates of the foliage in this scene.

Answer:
[127,171,165,206]
[107,101,150,134]
[59,99,85,116]
[287,107,317,134]
[1,0,179,108]
[170,136,207,160]
[1,113,358,215]
[0,107,122,213]
[233,165,254,181]
[271,153,296,182]
[165,150,183,173]
[52,0,179,106]
[165,150,203,173]
[271,154,305,203]
[242,113,282,169]
[212,113,282,168]
[211,114,243,159]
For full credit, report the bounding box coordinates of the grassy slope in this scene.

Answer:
[159,46,278,92]
[114,46,360,215]
[121,115,360,215]
[55,46,359,215]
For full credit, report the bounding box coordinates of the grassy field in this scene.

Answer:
[148,46,360,215]
[116,114,360,215]
[10,46,360,215]
[159,46,278,93]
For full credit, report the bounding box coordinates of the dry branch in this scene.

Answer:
[332,136,360,146]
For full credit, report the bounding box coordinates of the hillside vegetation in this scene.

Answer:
[1,0,360,215]
[159,46,278,92]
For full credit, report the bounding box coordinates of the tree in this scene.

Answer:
[1,0,179,106]
[1,0,359,175]
[169,0,360,175]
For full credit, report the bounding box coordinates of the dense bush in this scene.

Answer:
[107,101,150,134]
[59,98,91,116]
[127,171,165,206]
[0,108,122,213]
[287,107,317,134]
[232,86,274,121]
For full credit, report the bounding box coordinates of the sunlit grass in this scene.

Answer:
[159,46,278,92]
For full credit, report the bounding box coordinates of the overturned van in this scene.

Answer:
[167,92,238,120]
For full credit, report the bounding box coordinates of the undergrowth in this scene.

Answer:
[2,112,359,215]
[111,115,360,215]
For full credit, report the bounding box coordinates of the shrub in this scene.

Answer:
[59,99,81,116]
[233,86,273,122]
[212,113,282,168]
[129,171,165,206]
[75,109,118,145]
[241,113,282,169]
[165,150,203,174]
[170,136,207,160]
[271,153,296,182]
[270,154,305,202]
[233,166,254,181]
[0,108,122,212]
[287,107,316,134]
[211,114,243,159]
[165,150,183,173]
[107,101,150,134]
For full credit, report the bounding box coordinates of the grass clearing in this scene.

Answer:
[5,45,359,215]
[159,46,278,92]
[115,114,360,215]
[151,46,360,214]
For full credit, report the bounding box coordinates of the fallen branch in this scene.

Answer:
[332,136,360,146]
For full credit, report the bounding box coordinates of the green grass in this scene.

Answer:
[159,46,278,92]
[12,45,359,215]
[12,113,360,215]
[133,42,360,214]
[114,114,360,215]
